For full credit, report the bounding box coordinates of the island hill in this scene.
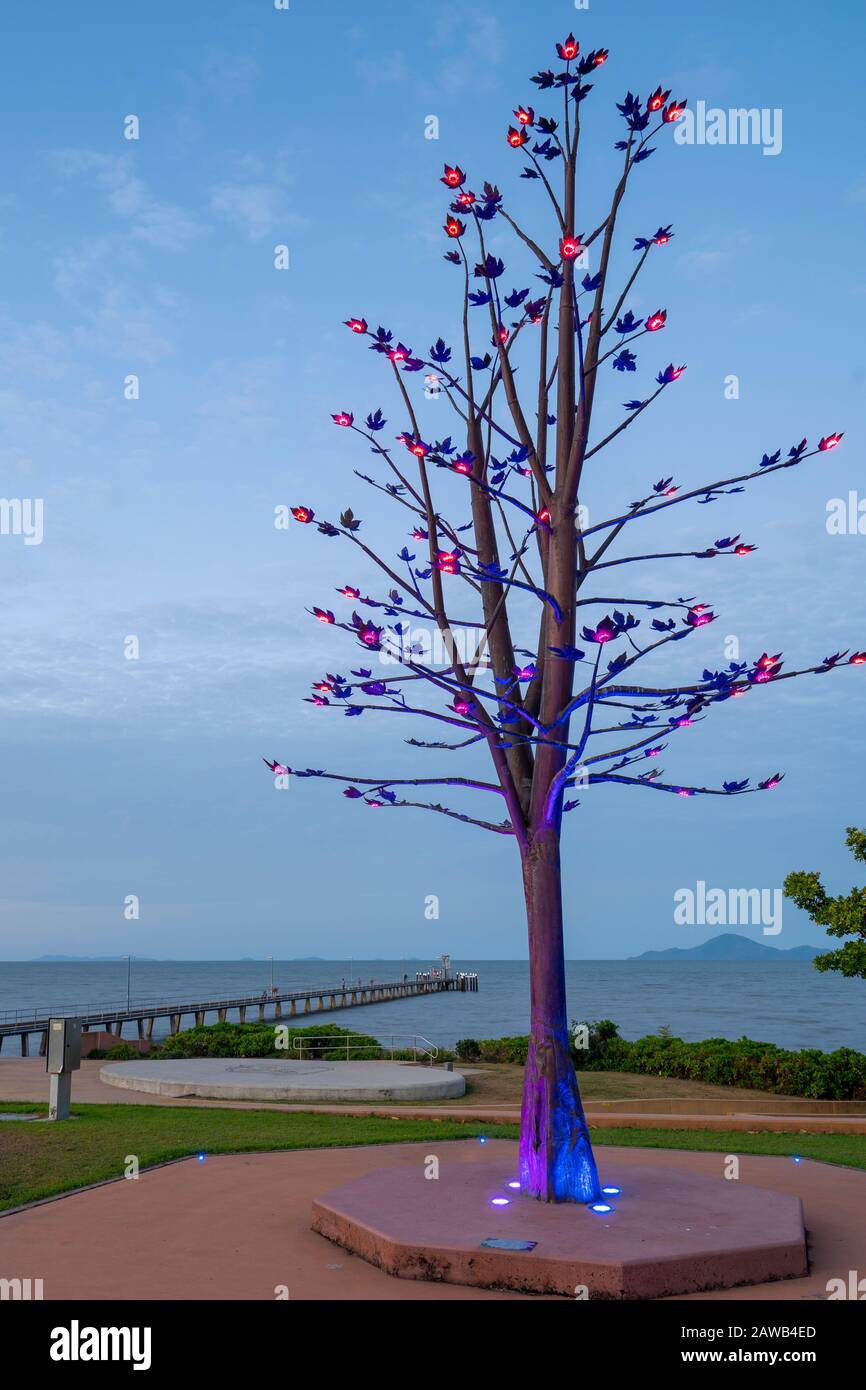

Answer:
[630,932,829,962]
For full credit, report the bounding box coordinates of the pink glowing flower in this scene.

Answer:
[646,310,667,332]
[357,621,382,649]
[818,433,843,451]
[560,235,583,260]
[344,317,367,334]
[332,411,353,427]
[338,585,360,599]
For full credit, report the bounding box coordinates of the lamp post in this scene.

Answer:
[125,955,131,1012]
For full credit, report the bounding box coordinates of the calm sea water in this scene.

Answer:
[0,959,862,1055]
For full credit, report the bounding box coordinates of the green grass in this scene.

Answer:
[0,1102,518,1211]
[1,1101,864,1212]
[589,1125,866,1171]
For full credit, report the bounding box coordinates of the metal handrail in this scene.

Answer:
[292,1033,440,1064]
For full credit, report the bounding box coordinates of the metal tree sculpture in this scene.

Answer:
[267,32,860,1203]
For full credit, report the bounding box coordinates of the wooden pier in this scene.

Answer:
[0,971,479,1056]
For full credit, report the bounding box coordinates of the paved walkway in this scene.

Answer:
[3,1058,865,1133]
[1,1140,862,1301]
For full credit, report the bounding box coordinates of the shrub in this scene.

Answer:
[454,1024,866,1100]
[159,1021,382,1061]
[104,1043,137,1061]
[582,1032,866,1100]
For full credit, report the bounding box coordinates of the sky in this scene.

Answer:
[0,0,864,961]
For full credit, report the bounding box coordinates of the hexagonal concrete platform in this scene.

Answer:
[100,1058,465,1102]
[311,1157,807,1298]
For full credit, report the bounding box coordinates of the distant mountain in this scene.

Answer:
[630,933,829,962]
[31,955,158,962]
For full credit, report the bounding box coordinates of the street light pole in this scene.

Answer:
[125,955,131,1012]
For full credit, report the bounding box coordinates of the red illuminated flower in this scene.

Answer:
[593,49,609,66]
[818,433,843,451]
[441,164,466,188]
[850,652,866,665]
[507,126,528,148]
[338,585,360,599]
[312,608,335,624]
[453,457,473,475]
[514,106,535,126]
[560,234,583,260]
[291,505,314,524]
[556,33,579,61]
[663,100,687,123]
[456,191,475,206]
[734,544,756,557]
[344,317,367,334]
[536,507,551,525]
[444,217,465,238]
[646,309,667,332]
[332,411,353,427]
[647,86,671,112]
[436,550,460,574]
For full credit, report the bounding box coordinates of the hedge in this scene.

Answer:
[457,1023,866,1100]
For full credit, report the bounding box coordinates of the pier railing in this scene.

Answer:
[0,971,478,1055]
[292,1033,439,1063]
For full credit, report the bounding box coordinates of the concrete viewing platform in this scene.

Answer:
[100,1058,466,1102]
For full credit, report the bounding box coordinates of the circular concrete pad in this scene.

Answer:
[99,1058,466,1102]
[311,1157,807,1298]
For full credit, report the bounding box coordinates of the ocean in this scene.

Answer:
[0,958,863,1055]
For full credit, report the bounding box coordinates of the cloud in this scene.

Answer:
[53,149,204,252]
[210,182,295,242]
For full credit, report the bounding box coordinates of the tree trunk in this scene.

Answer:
[518,827,600,1203]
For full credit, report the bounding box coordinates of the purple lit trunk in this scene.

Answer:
[518,827,600,1203]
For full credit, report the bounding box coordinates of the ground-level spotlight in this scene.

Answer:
[507,1181,521,1189]
[590,1202,613,1214]
[490,1197,510,1207]
[602,1186,621,1196]
[196,1152,206,1163]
